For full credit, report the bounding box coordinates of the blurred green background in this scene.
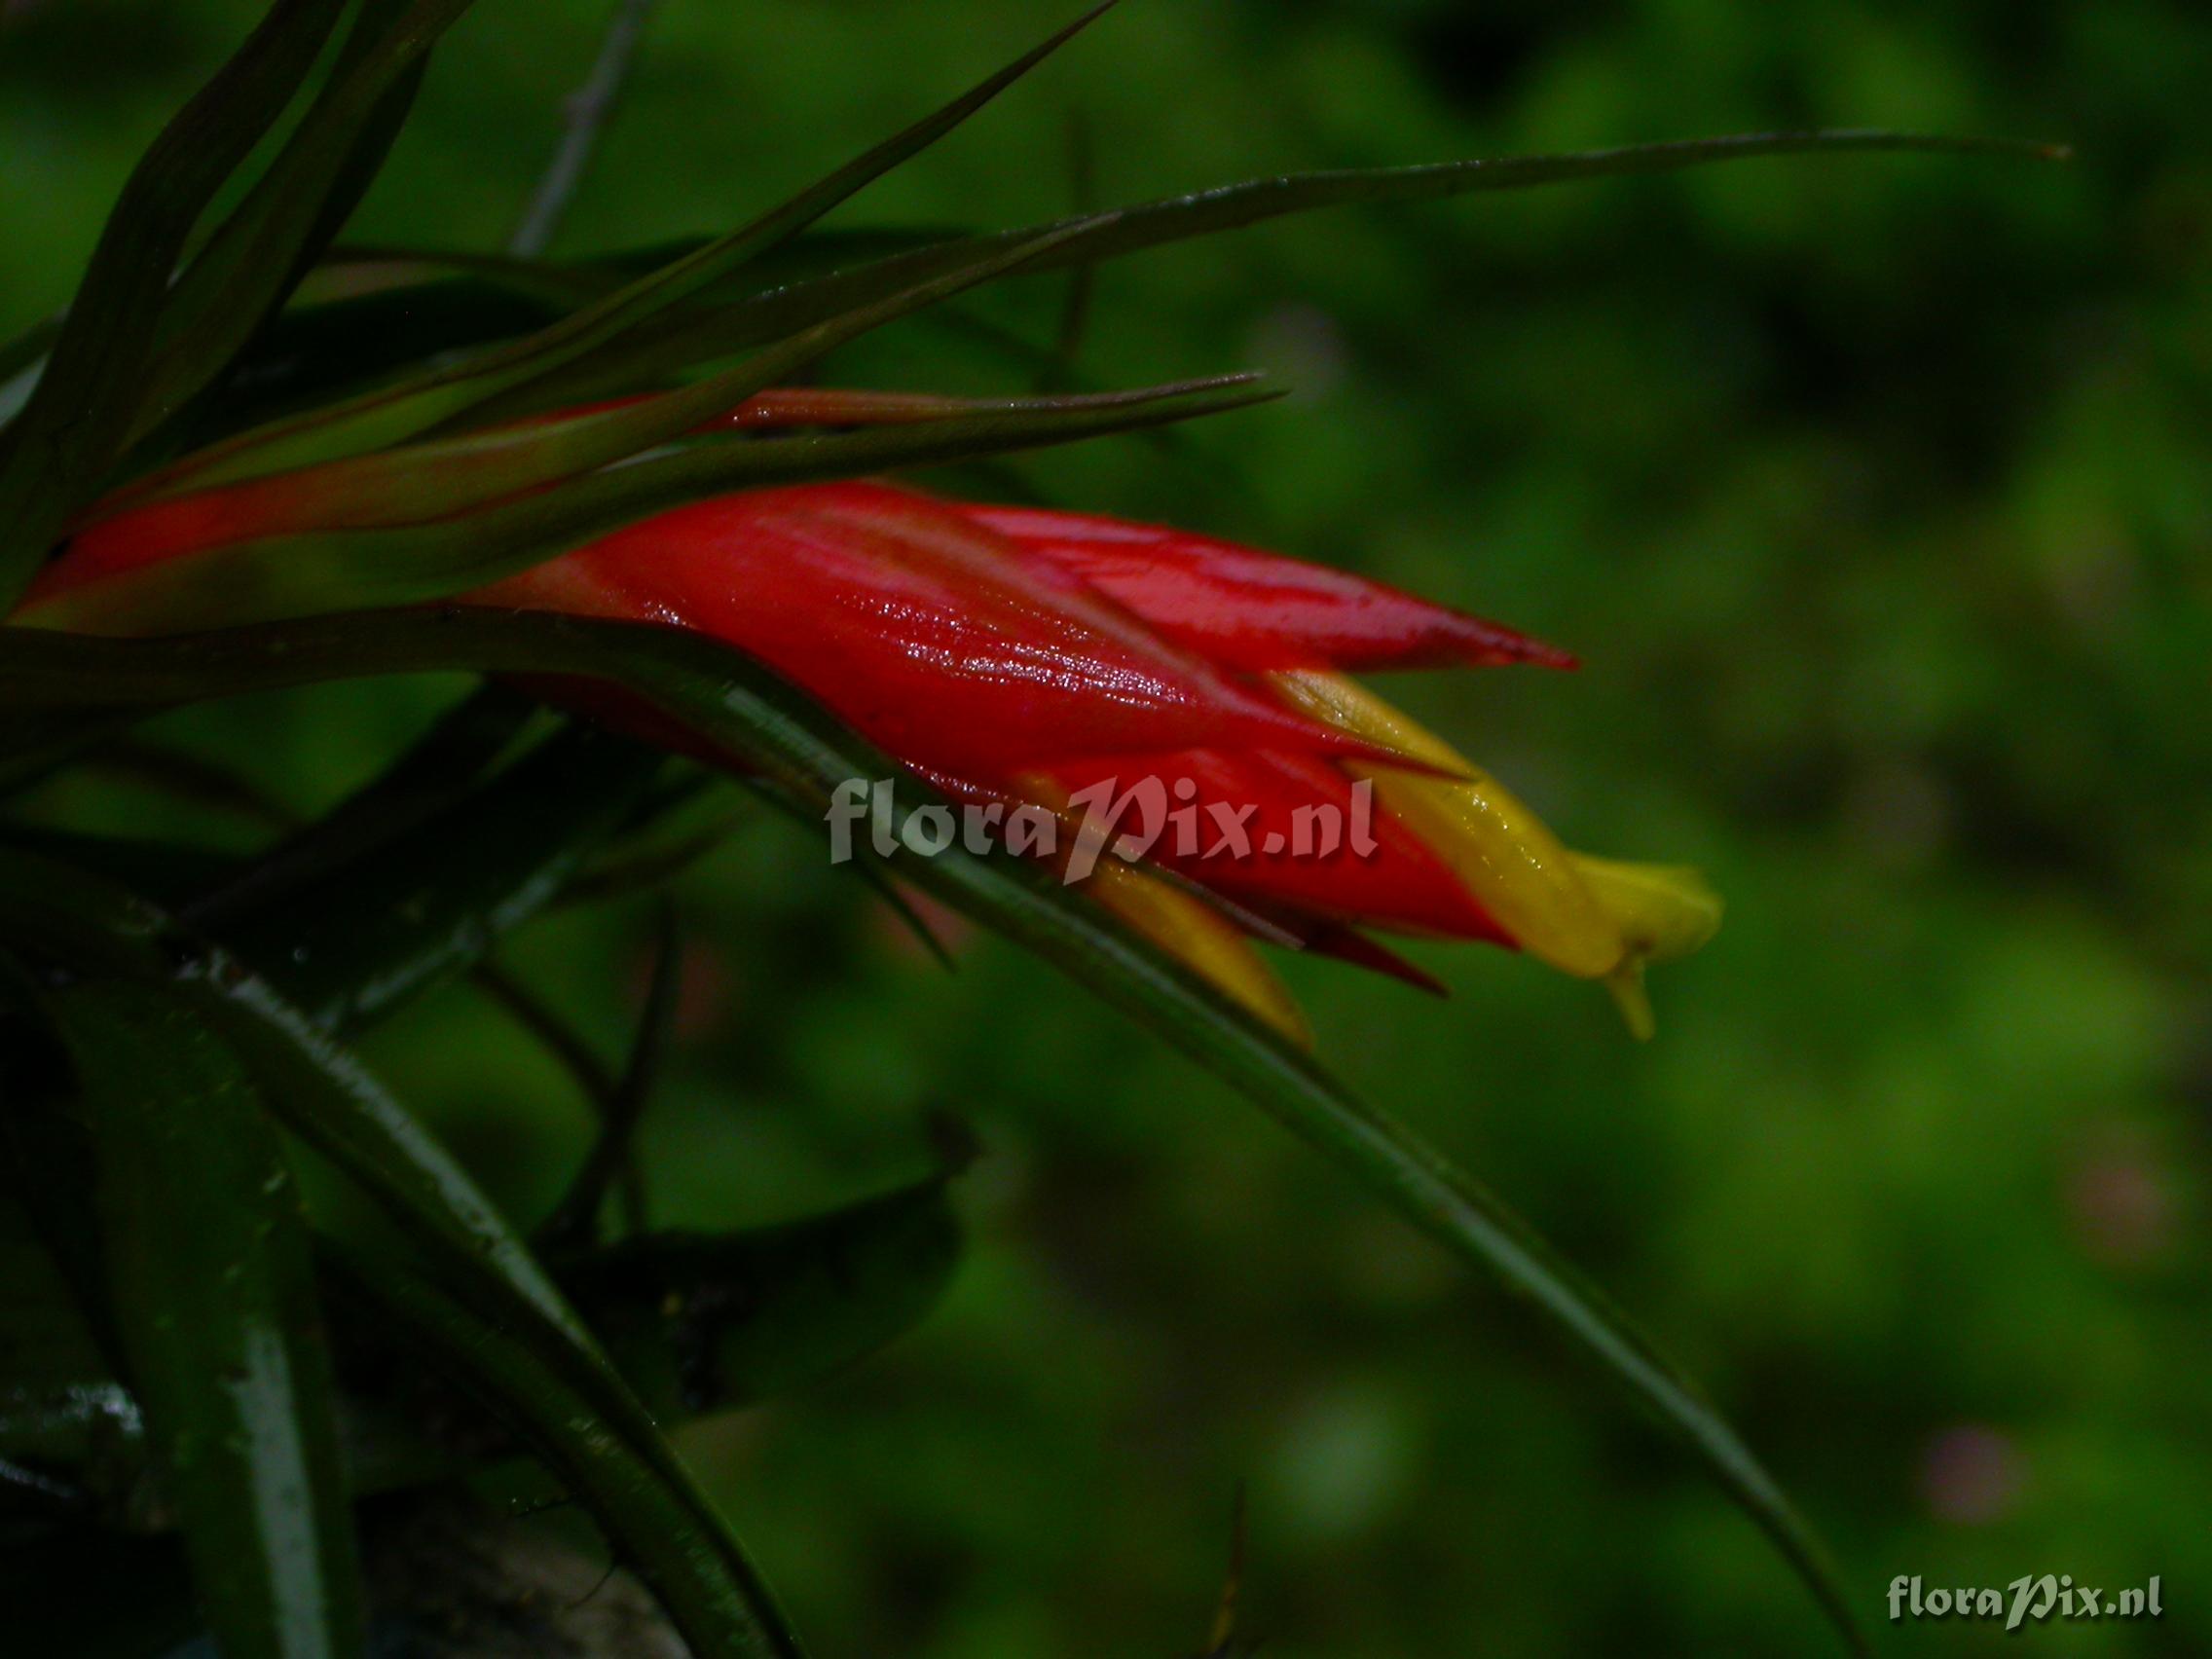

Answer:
[4,1,2208,1654]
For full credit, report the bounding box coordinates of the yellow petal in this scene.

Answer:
[1268,672,1723,1038]
[1085,857,1313,1049]
[1009,769,1312,1047]
[1569,853,1723,1042]
[1269,670,1623,977]
[1567,853,1723,967]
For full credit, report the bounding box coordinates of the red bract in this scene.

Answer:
[470,483,1383,784]
[22,398,1720,1042]
[962,502,1576,673]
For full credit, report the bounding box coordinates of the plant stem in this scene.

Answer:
[508,0,661,258]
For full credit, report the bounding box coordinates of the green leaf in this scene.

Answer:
[146,3,1119,495]
[0,1171,960,1491]
[557,773,753,909]
[319,226,947,304]
[124,0,491,448]
[552,1173,965,1418]
[0,312,61,429]
[2,975,364,1659]
[177,683,538,938]
[200,721,662,1033]
[0,609,1866,1651]
[0,0,352,606]
[0,846,806,1657]
[172,279,574,450]
[120,213,1120,539]
[0,713,663,1051]
[572,129,2069,394]
[0,312,61,392]
[0,820,244,903]
[309,245,626,308]
[0,841,581,1344]
[0,1194,143,1475]
[288,3,437,291]
[322,1236,807,1659]
[25,374,1272,633]
[535,900,682,1251]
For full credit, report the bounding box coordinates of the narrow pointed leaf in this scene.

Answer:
[0,610,1865,1651]
[178,682,537,936]
[0,0,350,604]
[537,902,682,1250]
[0,313,61,430]
[0,313,60,391]
[143,281,571,460]
[0,1168,959,1479]
[554,1173,964,1417]
[0,1194,143,1474]
[308,246,627,308]
[322,1237,806,1658]
[116,214,1114,536]
[318,226,943,304]
[203,723,662,1032]
[0,843,581,1341]
[575,129,2068,394]
[4,976,364,1659]
[146,3,1118,494]
[0,848,805,1656]
[126,0,490,446]
[301,2,440,245]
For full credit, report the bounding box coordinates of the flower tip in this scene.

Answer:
[1604,965,1658,1042]
[1569,855,1723,967]
[1438,616,1581,673]
[1576,854,1721,1039]
[1307,926,1452,998]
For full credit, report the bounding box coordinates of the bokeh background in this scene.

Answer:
[5,1,2209,1654]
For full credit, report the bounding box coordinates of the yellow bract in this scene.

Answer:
[1269,670,1720,1037]
[1014,771,1312,1049]
[1085,856,1313,1049]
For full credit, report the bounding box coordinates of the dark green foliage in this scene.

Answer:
[0,3,2133,1657]
[4,977,366,1659]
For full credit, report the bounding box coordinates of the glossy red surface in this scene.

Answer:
[963,501,1574,672]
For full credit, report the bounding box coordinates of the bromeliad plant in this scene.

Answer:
[0,4,2058,1655]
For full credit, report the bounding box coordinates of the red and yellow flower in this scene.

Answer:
[17,392,1718,1044]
